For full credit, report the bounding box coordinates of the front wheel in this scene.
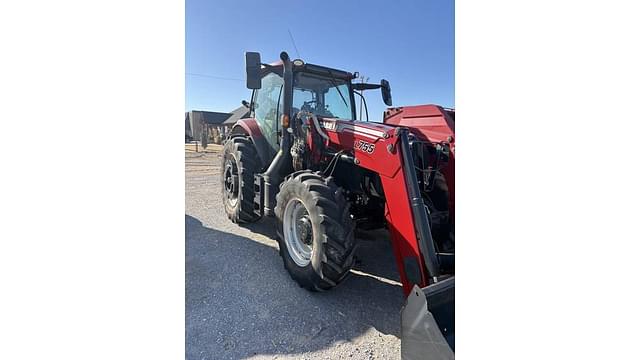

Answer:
[275,171,356,291]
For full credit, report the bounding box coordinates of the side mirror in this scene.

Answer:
[381,79,392,106]
[245,52,262,89]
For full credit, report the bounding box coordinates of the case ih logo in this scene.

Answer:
[320,120,336,131]
[354,139,375,154]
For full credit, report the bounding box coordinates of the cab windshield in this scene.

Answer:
[292,72,354,120]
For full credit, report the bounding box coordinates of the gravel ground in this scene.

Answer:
[186,146,404,360]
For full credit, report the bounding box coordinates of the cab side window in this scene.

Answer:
[253,72,284,151]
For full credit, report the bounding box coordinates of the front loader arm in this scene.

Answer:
[320,119,440,295]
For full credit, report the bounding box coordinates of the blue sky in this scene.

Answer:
[186,0,454,120]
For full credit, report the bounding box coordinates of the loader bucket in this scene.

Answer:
[401,277,454,359]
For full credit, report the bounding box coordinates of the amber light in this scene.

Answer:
[281,114,290,128]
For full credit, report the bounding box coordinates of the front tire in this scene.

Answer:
[221,136,260,223]
[275,171,356,291]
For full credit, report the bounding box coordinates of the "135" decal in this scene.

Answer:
[354,140,375,154]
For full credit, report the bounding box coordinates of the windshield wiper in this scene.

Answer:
[324,69,349,109]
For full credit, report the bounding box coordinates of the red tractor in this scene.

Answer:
[221,51,455,358]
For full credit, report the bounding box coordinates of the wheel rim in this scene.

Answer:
[283,198,313,267]
[223,158,239,207]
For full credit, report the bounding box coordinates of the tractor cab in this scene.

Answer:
[245,52,391,153]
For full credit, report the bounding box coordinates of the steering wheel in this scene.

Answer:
[301,100,317,112]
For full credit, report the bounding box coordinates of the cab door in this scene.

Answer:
[251,72,284,153]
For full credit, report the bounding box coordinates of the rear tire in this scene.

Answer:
[221,136,260,223]
[275,171,356,291]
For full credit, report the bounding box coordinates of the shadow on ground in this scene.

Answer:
[186,214,404,359]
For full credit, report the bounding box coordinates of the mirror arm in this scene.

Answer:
[353,83,381,91]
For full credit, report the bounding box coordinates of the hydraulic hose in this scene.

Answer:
[296,111,329,142]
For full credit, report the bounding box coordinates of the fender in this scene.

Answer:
[229,118,276,171]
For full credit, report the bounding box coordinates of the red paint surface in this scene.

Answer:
[232,118,263,140]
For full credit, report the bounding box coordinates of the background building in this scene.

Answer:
[185,106,249,146]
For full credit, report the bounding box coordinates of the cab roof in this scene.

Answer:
[264,60,354,81]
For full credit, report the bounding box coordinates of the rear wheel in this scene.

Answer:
[275,171,356,291]
[221,137,260,223]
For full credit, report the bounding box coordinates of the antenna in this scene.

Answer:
[287,29,301,58]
